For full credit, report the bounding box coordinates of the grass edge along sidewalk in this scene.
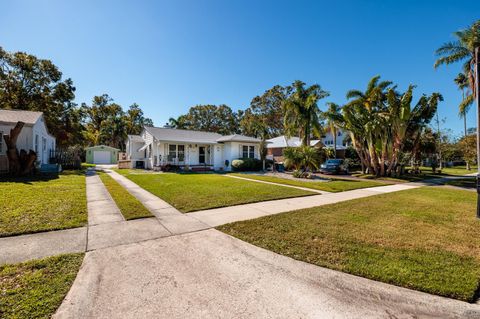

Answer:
[115,170,316,213]
[229,173,388,192]
[0,172,87,237]
[0,253,84,319]
[97,171,153,220]
[218,187,480,302]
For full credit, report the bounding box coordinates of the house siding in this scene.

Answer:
[0,115,55,165]
[126,128,261,171]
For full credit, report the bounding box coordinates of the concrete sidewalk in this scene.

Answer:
[104,169,210,235]
[189,183,419,227]
[0,172,430,265]
[0,227,87,265]
[86,170,124,225]
[54,229,480,319]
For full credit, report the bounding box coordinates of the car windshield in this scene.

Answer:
[326,159,342,165]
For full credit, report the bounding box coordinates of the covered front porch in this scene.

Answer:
[151,142,217,170]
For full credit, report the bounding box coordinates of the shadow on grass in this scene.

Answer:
[0,169,85,184]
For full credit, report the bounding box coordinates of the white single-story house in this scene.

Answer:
[126,126,262,171]
[0,109,56,168]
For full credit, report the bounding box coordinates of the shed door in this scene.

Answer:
[93,151,111,164]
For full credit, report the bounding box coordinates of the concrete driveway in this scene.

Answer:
[55,229,479,319]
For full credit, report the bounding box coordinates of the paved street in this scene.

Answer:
[55,229,480,319]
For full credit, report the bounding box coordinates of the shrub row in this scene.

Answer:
[231,158,263,171]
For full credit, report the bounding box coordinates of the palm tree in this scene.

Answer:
[323,102,343,158]
[454,72,472,170]
[454,73,472,137]
[435,20,480,108]
[283,80,329,146]
[344,75,393,176]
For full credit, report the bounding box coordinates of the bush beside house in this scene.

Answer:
[231,158,262,171]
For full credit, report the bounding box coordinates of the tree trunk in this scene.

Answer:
[464,110,471,170]
[333,127,337,158]
[3,121,37,176]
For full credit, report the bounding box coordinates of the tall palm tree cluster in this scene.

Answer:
[342,76,442,176]
[281,77,442,177]
[281,19,479,178]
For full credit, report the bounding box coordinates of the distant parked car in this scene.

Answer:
[319,159,349,175]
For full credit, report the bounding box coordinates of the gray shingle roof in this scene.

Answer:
[0,109,43,125]
[216,134,262,143]
[145,127,223,144]
[144,127,261,144]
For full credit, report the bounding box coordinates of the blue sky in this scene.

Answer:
[1,0,479,137]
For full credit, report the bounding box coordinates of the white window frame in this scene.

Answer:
[242,145,248,158]
[35,134,39,153]
[242,145,255,159]
[168,144,185,162]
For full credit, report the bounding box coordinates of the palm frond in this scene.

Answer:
[459,94,474,116]
[346,90,364,100]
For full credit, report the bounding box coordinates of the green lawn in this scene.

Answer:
[351,166,476,183]
[230,173,387,192]
[443,177,476,188]
[0,253,84,319]
[116,170,315,212]
[218,187,480,302]
[0,172,87,237]
[98,172,152,220]
[438,166,477,176]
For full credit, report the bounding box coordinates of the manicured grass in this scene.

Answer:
[98,172,152,220]
[218,187,480,301]
[0,253,84,319]
[81,163,96,169]
[438,166,477,176]
[444,177,476,188]
[0,172,87,237]
[351,166,476,183]
[116,171,315,212]
[230,173,387,192]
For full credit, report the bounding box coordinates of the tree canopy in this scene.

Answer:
[168,104,240,135]
[0,46,80,146]
[0,47,153,150]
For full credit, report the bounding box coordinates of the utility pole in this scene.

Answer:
[475,47,480,219]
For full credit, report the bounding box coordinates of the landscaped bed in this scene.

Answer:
[218,187,480,302]
[229,173,387,192]
[98,171,152,220]
[0,171,87,237]
[0,253,84,319]
[116,170,315,212]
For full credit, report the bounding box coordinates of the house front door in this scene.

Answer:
[199,146,205,164]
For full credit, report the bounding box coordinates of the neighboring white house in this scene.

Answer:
[266,129,350,160]
[0,109,56,167]
[126,126,262,171]
[321,128,349,151]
